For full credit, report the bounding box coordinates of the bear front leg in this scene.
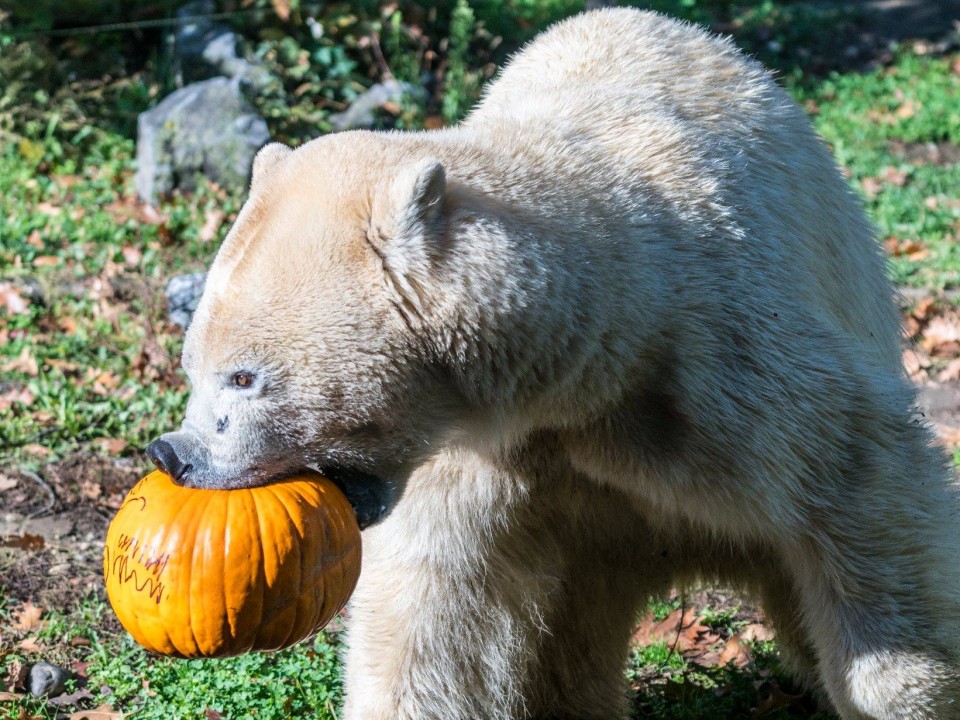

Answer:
[342,447,653,720]
[782,432,960,720]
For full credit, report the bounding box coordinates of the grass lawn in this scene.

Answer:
[2,9,960,720]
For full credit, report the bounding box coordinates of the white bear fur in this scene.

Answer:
[181,9,960,719]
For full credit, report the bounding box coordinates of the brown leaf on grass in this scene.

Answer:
[67,704,125,719]
[861,176,882,199]
[2,347,39,376]
[107,198,169,231]
[894,98,919,120]
[17,636,42,653]
[938,358,960,382]
[22,444,52,458]
[632,608,710,653]
[120,245,142,267]
[934,424,960,450]
[903,315,922,340]
[12,602,44,632]
[132,335,173,383]
[0,282,30,315]
[882,166,908,186]
[93,438,127,456]
[694,634,751,669]
[0,387,35,410]
[271,0,291,20]
[921,315,960,355]
[35,202,62,217]
[58,316,78,334]
[48,687,94,706]
[85,368,121,396]
[53,174,81,189]
[46,358,79,374]
[1,534,45,550]
[198,208,226,243]
[884,237,928,262]
[33,255,61,267]
[0,691,22,701]
[205,709,224,720]
[739,623,775,642]
[910,297,938,323]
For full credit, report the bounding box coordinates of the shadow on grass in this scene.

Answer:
[630,659,835,720]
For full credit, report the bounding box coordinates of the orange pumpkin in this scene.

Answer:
[103,470,361,658]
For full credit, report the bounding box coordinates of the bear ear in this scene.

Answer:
[392,158,446,238]
[372,159,447,311]
[250,143,292,191]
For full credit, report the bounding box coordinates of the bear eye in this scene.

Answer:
[232,371,255,389]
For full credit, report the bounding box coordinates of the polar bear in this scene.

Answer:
[145,9,960,719]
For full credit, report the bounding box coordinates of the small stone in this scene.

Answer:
[135,77,271,203]
[166,273,208,330]
[29,662,67,697]
[174,1,271,90]
[330,79,421,130]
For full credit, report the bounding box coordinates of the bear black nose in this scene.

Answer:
[146,439,192,482]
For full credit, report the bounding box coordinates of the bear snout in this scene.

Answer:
[145,431,209,486]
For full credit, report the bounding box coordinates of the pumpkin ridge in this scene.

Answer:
[259,483,305,648]
[181,487,208,657]
[246,484,271,651]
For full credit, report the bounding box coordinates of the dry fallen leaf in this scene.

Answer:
[0,474,18,491]
[12,602,44,632]
[632,607,710,653]
[861,176,882,199]
[938,358,960,382]
[894,98,919,120]
[739,623,775,642]
[94,438,127,456]
[921,314,960,356]
[884,237,929,262]
[0,386,35,410]
[198,208,226,243]
[35,202,62,216]
[1,534,45,550]
[121,245,142,266]
[22,443,53,458]
[271,0,291,21]
[2,346,39,376]
[934,424,960,450]
[67,704,125,719]
[0,282,30,314]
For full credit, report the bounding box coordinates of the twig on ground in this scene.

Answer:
[21,470,56,516]
[669,592,687,659]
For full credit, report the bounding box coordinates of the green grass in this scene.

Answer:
[89,633,344,719]
[793,52,960,289]
[1,594,344,720]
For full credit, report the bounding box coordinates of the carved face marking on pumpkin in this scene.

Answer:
[144,136,469,527]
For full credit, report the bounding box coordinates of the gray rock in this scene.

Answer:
[167,272,207,330]
[330,79,420,130]
[135,77,270,203]
[29,662,68,697]
[175,1,271,90]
